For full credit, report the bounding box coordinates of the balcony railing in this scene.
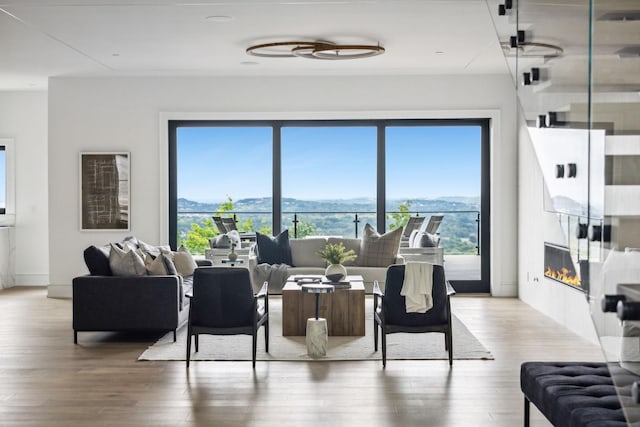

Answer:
[177,210,480,255]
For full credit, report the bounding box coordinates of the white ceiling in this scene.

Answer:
[0,0,510,90]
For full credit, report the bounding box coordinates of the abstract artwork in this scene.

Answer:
[80,152,130,230]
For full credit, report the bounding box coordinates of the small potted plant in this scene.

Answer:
[318,243,357,282]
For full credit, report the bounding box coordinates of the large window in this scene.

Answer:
[0,147,6,215]
[0,139,15,221]
[281,126,377,237]
[170,124,272,252]
[169,119,490,292]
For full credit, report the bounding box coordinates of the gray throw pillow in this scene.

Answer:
[109,243,146,276]
[172,245,198,276]
[212,234,231,248]
[120,235,139,251]
[144,253,177,276]
[138,239,170,258]
[412,231,438,248]
[227,230,241,248]
[357,224,402,267]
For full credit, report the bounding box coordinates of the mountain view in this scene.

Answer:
[177,196,480,255]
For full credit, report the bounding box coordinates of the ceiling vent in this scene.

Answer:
[616,46,640,58]
[598,11,640,21]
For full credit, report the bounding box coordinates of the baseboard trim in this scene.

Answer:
[16,273,49,286]
[492,283,517,297]
[47,284,71,299]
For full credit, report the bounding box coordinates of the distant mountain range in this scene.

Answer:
[177,196,480,214]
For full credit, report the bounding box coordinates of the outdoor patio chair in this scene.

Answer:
[373,263,454,367]
[212,216,228,234]
[221,217,237,231]
[221,217,257,242]
[402,216,425,241]
[186,267,269,368]
[424,214,444,234]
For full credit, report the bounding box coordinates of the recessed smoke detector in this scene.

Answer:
[598,11,640,21]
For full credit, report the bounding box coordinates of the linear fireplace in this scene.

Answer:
[544,242,582,290]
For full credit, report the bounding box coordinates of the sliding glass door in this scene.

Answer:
[169,118,490,293]
[385,122,489,292]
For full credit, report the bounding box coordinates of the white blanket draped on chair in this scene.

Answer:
[400,262,433,313]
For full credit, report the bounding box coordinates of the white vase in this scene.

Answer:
[325,263,347,282]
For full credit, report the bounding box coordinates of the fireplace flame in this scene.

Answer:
[544,266,581,287]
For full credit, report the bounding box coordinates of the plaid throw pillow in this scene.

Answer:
[357,224,403,267]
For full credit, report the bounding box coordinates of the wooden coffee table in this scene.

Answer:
[282,275,365,336]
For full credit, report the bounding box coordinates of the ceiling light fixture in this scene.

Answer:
[246,40,385,60]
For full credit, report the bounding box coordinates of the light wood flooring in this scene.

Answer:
[0,286,604,427]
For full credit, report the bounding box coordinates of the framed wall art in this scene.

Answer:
[80,152,130,230]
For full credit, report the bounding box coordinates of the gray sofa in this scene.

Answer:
[249,236,405,293]
[73,242,212,343]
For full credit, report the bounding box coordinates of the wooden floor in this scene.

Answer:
[0,287,604,427]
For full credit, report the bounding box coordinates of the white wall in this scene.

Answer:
[0,91,49,287]
[517,115,599,344]
[48,74,518,297]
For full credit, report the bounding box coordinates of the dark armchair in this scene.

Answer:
[373,264,455,367]
[186,267,269,368]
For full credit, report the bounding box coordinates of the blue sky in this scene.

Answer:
[177,125,480,202]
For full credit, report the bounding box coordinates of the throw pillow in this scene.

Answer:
[83,245,112,276]
[137,239,170,258]
[172,245,198,276]
[357,223,403,267]
[211,234,231,248]
[109,243,147,276]
[162,253,179,275]
[412,231,438,248]
[227,230,241,249]
[145,253,166,275]
[145,253,178,276]
[120,235,139,251]
[256,229,293,266]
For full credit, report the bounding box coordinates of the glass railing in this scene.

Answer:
[177,209,480,256]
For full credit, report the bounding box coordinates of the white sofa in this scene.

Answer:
[248,236,405,293]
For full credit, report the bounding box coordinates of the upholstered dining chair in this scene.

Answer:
[373,263,454,367]
[186,267,269,368]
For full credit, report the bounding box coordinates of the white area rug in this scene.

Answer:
[139,297,493,362]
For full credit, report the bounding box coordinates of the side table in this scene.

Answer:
[300,284,334,357]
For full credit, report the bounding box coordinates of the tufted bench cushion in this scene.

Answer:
[520,361,640,427]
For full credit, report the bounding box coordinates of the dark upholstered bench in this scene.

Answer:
[520,361,640,427]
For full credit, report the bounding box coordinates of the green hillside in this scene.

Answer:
[177,197,480,255]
